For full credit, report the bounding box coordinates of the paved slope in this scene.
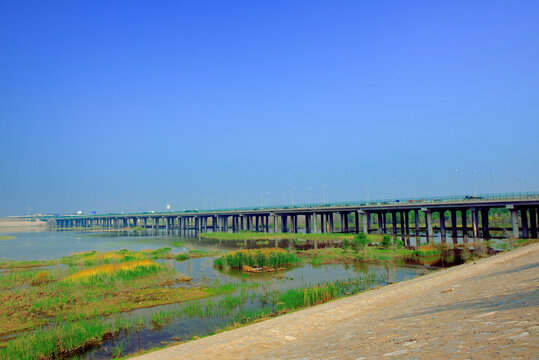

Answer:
[134,244,539,359]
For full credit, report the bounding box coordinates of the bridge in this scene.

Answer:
[51,192,539,239]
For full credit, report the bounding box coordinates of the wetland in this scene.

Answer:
[0,229,521,359]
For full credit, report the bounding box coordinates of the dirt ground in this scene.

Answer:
[0,218,47,233]
[133,243,539,360]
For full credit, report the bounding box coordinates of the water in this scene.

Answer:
[0,230,430,358]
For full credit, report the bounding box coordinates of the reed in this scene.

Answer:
[0,317,131,360]
[214,248,300,269]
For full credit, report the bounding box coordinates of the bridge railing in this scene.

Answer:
[49,191,539,219]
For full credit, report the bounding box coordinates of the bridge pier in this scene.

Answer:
[471,208,479,238]
[439,210,446,239]
[280,215,288,233]
[404,211,409,235]
[481,208,490,238]
[377,213,383,234]
[320,213,326,233]
[461,210,468,237]
[391,212,397,235]
[423,209,433,239]
[529,207,537,239]
[521,208,529,239]
[451,210,458,238]
[305,214,311,233]
[397,211,403,235]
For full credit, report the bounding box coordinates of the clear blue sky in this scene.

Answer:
[1,0,538,216]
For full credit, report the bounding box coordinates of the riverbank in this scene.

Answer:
[132,242,539,359]
[0,218,47,233]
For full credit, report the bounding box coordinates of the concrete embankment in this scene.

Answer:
[133,243,539,359]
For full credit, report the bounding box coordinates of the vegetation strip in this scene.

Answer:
[199,231,383,242]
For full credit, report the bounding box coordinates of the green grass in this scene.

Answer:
[175,253,190,261]
[214,248,300,269]
[0,317,132,360]
[0,249,230,339]
[298,244,449,266]
[0,236,15,240]
[199,231,383,242]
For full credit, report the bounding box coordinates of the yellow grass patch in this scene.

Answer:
[67,260,157,281]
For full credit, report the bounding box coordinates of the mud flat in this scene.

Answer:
[133,243,538,360]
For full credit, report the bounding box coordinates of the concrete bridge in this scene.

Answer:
[51,193,539,239]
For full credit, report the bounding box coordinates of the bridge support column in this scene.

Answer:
[481,208,490,239]
[451,210,457,237]
[414,210,419,235]
[521,208,529,239]
[312,213,318,233]
[329,213,334,233]
[391,212,397,235]
[355,211,360,233]
[399,212,405,236]
[383,212,387,234]
[342,213,349,233]
[530,208,538,239]
[439,211,446,240]
[404,211,409,235]
[423,209,433,239]
[461,210,468,237]
[305,214,311,233]
[377,213,383,234]
[362,212,368,234]
[280,215,288,233]
[320,213,326,233]
[471,208,479,238]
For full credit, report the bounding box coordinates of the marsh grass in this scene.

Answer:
[214,248,300,269]
[298,244,449,266]
[65,260,161,283]
[0,317,132,360]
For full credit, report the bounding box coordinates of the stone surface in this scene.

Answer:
[133,243,539,360]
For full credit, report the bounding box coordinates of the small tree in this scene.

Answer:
[353,233,369,258]
[381,235,391,249]
[342,238,349,252]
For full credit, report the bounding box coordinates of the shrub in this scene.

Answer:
[381,235,391,249]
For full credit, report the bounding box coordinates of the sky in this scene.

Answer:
[1,0,538,216]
